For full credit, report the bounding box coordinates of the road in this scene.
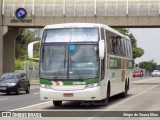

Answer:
[0,77,160,120]
[0,85,42,111]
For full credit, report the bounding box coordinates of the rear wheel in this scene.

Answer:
[121,82,128,98]
[53,101,62,106]
[6,92,10,95]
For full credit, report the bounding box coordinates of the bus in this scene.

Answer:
[28,23,133,106]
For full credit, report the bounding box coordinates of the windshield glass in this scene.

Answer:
[69,45,98,79]
[40,44,99,80]
[42,28,98,43]
[41,45,67,79]
[1,73,19,80]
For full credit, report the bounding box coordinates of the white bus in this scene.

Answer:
[28,23,133,106]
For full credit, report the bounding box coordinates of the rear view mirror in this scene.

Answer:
[99,40,105,59]
[28,41,40,61]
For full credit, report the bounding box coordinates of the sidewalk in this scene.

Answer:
[133,77,160,84]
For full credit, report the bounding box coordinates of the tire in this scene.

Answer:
[53,101,62,106]
[6,92,10,95]
[26,86,30,94]
[15,87,20,95]
[121,82,128,98]
[101,84,110,106]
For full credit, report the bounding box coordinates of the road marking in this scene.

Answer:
[9,101,52,111]
[0,98,8,101]
[84,84,160,120]
[33,92,39,95]
[107,84,160,110]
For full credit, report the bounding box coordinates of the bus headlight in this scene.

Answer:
[85,83,99,89]
[40,84,52,89]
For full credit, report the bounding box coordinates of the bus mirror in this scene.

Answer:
[99,40,104,59]
[28,41,40,61]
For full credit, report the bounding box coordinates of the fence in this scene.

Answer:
[15,61,39,80]
[16,62,151,81]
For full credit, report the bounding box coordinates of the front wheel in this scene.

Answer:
[101,84,110,106]
[15,87,20,95]
[26,86,30,94]
[53,101,62,106]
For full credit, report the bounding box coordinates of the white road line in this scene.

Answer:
[9,101,52,111]
[106,84,160,110]
[0,98,8,101]
[84,84,160,120]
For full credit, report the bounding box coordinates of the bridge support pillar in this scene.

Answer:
[3,28,19,73]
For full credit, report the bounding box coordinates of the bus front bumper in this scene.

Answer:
[40,86,103,101]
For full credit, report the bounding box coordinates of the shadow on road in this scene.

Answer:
[43,94,133,110]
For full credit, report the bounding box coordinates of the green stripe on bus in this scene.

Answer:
[40,77,99,85]
[40,79,53,85]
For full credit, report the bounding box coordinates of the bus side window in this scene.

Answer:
[106,31,112,54]
[122,38,126,56]
[116,36,122,56]
[128,40,132,58]
[101,28,105,40]
[110,36,115,54]
[109,37,113,54]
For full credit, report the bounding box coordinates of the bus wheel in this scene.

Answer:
[121,82,128,98]
[101,84,110,106]
[53,101,62,106]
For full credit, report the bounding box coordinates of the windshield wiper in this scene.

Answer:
[64,47,67,69]
[53,64,64,80]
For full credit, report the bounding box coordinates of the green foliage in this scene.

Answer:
[15,59,24,70]
[15,28,41,60]
[132,47,144,59]
[139,60,157,72]
[15,29,41,69]
[15,60,38,70]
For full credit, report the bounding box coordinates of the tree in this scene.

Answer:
[15,28,41,60]
[115,28,144,60]
[139,60,157,72]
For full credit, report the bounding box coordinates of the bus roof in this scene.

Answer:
[44,23,130,40]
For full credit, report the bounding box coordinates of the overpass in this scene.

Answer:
[1,0,160,75]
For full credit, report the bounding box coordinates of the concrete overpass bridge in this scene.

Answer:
[1,0,160,75]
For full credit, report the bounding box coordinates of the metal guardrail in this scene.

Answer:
[2,0,160,17]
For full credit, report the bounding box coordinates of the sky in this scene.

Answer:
[129,28,160,65]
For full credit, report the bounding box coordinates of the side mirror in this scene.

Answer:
[28,41,40,61]
[99,40,105,59]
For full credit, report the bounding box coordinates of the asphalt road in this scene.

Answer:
[0,85,42,111]
[1,77,160,120]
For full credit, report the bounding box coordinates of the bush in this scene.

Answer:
[15,60,39,70]
[15,59,24,70]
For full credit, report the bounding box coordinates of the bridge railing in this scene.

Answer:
[2,0,160,17]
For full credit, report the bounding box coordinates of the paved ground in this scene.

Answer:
[1,77,160,120]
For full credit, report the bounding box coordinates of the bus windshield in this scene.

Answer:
[40,44,99,80]
[42,28,98,43]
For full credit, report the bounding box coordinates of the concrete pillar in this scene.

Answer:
[3,28,19,73]
[0,0,3,76]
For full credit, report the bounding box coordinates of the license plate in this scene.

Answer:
[63,93,73,97]
[0,87,6,90]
